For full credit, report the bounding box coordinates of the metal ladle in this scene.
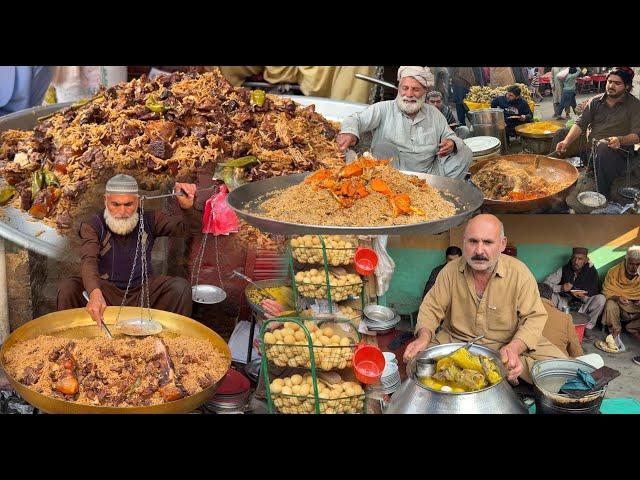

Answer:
[231,270,276,301]
[415,334,485,378]
[441,334,486,360]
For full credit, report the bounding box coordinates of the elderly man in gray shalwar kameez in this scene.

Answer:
[337,66,473,179]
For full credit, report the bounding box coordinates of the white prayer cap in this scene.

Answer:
[105,174,138,194]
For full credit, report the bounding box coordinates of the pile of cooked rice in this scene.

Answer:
[259,163,456,226]
[0,69,342,230]
[3,334,228,407]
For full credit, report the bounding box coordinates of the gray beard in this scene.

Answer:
[396,94,426,115]
[104,209,140,236]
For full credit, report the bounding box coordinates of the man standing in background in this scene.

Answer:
[450,67,476,128]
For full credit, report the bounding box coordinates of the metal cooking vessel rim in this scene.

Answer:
[408,343,506,395]
[531,358,607,399]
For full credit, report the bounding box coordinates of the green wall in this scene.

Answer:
[383,244,629,314]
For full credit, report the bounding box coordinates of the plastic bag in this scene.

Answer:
[557,68,569,82]
[614,333,626,352]
[373,235,395,297]
[202,184,239,235]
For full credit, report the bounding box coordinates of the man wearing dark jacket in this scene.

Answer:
[543,247,606,332]
[491,85,533,137]
[423,246,462,297]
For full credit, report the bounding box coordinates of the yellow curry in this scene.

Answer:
[418,348,502,393]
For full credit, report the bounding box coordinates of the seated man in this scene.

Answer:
[423,246,462,296]
[57,174,199,328]
[543,247,606,333]
[404,214,565,385]
[554,67,640,198]
[490,84,533,138]
[538,283,584,358]
[336,66,473,179]
[601,245,640,342]
[426,91,471,139]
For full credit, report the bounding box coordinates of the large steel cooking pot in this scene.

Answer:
[469,108,507,154]
[384,343,527,414]
[469,154,579,213]
[0,307,231,413]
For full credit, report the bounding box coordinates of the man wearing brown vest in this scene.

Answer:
[56,174,198,328]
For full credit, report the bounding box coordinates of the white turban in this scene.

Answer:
[397,66,435,88]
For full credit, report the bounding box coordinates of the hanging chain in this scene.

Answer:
[138,197,152,323]
[214,234,225,290]
[190,203,225,290]
[115,197,149,326]
[191,224,209,288]
[623,147,632,190]
[590,139,633,195]
[589,139,600,194]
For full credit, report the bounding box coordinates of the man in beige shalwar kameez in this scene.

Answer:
[404,214,566,384]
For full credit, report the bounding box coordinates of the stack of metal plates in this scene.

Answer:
[363,305,400,333]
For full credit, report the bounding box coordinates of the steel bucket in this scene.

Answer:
[384,343,527,414]
[531,359,605,414]
[469,108,507,154]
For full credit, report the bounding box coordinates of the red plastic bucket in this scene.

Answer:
[354,247,378,276]
[574,323,586,343]
[353,343,385,384]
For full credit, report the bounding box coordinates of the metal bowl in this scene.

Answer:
[192,285,227,304]
[577,191,607,209]
[469,154,579,213]
[363,305,396,323]
[0,307,232,414]
[385,343,527,414]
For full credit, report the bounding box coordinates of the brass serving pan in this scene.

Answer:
[0,307,231,414]
[469,154,579,213]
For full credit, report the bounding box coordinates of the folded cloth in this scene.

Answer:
[560,369,597,391]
